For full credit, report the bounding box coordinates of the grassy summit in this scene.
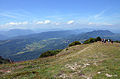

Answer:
[0,42,120,79]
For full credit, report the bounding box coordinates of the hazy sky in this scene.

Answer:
[0,0,120,30]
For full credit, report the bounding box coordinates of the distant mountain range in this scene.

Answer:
[10,30,76,40]
[0,29,34,40]
[0,28,95,40]
[0,34,8,40]
[65,30,115,42]
[0,30,120,61]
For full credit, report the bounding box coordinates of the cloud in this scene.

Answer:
[44,20,51,24]
[6,21,28,25]
[88,22,113,26]
[0,11,30,19]
[36,20,51,24]
[94,10,105,19]
[87,10,106,22]
[67,20,74,24]
[102,23,113,26]
[88,22,95,25]
[36,21,44,24]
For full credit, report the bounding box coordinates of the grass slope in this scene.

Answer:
[0,42,120,79]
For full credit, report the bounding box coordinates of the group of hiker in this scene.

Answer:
[101,39,113,44]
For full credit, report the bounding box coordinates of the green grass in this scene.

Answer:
[1,42,120,79]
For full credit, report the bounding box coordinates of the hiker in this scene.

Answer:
[111,40,113,44]
[104,39,106,43]
[101,39,104,43]
[108,39,110,43]
[9,58,14,64]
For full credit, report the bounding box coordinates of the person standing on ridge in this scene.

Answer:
[108,39,110,43]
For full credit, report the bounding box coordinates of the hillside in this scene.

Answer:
[0,38,70,61]
[0,30,76,61]
[0,30,118,62]
[0,42,120,79]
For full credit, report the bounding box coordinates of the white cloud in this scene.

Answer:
[8,22,18,25]
[88,22,113,26]
[36,21,44,24]
[88,22,95,25]
[67,20,74,24]
[87,10,106,22]
[6,21,28,25]
[88,22,100,25]
[94,10,105,19]
[102,23,113,26]
[52,22,61,26]
[93,10,106,20]
[44,20,51,24]
[36,20,51,24]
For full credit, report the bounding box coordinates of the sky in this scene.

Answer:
[0,0,120,31]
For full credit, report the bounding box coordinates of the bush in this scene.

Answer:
[84,38,96,44]
[83,37,101,44]
[68,41,81,47]
[114,40,120,43]
[0,56,11,64]
[40,49,62,58]
[96,37,101,41]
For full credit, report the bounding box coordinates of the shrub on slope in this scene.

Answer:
[0,56,10,64]
[68,41,81,47]
[40,49,62,58]
[84,37,101,44]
